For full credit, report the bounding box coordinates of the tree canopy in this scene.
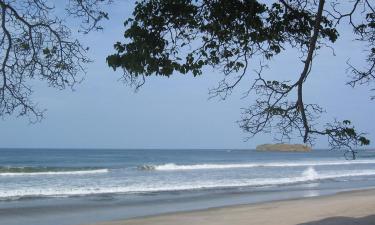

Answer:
[107,0,373,152]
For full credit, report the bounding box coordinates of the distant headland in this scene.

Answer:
[256,144,311,152]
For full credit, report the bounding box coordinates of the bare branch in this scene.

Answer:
[0,0,109,121]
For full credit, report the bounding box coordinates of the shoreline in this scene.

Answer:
[89,188,375,225]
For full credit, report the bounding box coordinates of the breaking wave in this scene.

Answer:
[138,160,375,171]
[2,168,375,200]
[0,166,109,176]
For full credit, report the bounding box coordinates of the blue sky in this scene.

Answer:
[0,1,374,149]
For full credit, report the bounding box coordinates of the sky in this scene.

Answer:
[0,1,374,149]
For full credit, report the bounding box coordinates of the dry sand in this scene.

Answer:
[90,189,375,225]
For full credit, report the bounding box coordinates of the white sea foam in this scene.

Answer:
[0,169,109,176]
[302,167,319,180]
[2,169,375,199]
[140,160,375,171]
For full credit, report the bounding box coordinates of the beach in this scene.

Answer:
[91,189,375,225]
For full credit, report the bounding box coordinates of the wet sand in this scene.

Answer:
[90,189,375,225]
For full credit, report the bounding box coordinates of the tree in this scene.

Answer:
[0,0,111,122]
[107,0,373,154]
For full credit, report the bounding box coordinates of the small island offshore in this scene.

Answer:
[256,144,312,152]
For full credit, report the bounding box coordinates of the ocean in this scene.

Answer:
[1,148,375,225]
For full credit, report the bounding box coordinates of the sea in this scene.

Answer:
[1,148,375,225]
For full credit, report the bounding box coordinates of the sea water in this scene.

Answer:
[1,148,375,225]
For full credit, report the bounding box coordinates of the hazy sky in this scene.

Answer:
[0,1,374,149]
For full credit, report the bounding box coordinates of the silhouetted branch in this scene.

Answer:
[108,0,371,152]
[329,0,375,97]
[0,0,110,121]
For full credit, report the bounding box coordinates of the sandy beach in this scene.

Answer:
[90,189,375,225]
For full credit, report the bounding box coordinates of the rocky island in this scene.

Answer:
[256,144,311,152]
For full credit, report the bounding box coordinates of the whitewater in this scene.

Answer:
[1,148,375,201]
[2,167,375,199]
[139,159,375,171]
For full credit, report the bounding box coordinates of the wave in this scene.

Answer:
[2,168,375,199]
[139,159,375,171]
[0,166,109,176]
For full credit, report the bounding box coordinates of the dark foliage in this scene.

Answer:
[108,0,373,152]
